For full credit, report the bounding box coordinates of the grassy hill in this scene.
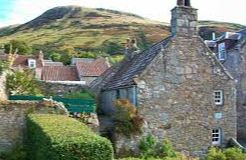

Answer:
[0,6,244,61]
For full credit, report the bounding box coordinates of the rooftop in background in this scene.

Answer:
[11,55,43,68]
[75,58,110,77]
[41,66,79,81]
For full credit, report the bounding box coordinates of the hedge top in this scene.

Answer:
[28,114,105,143]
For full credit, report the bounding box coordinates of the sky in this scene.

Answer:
[0,0,245,28]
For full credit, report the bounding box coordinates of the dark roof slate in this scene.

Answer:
[103,37,171,90]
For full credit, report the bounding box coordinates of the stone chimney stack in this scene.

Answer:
[171,0,198,37]
[38,50,44,60]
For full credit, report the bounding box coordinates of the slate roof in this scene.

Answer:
[103,37,171,90]
[238,28,246,36]
[76,58,109,77]
[41,66,79,81]
[12,55,43,68]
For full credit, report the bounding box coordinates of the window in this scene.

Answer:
[218,43,226,61]
[214,90,223,105]
[28,59,36,68]
[212,129,221,145]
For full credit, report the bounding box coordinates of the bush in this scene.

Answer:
[63,90,95,99]
[139,135,156,158]
[0,60,9,75]
[205,147,246,160]
[0,143,26,160]
[139,135,179,159]
[6,69,42,96]
[223,147,246,160]
[113,99,144,136]
[26,114,113,160]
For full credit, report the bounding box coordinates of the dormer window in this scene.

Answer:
[218,42,226,61]
[28,59,36,68]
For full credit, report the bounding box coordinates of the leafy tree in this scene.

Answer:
[50,52,61,62]
[6,69,42,95]
[4,40,32,55]
[137,29,150,50]
[0,60,9,75]
[102,40,123,55]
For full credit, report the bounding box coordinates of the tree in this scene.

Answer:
[4,40,32,55]
[0,60,9,75]
[137,29,150,50]
[6,69,42,95]
[102,40,123,55]
[50,52,61,62]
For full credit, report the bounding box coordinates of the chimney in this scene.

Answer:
[171,0,198,37]
[38,50,44,60]
[38,50,44,66]
[125,38,132,59]
[212,32,216,41]
[124,38,140,60]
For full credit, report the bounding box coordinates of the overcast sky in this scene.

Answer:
[0,0,245,28]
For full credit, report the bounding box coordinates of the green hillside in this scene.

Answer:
[0,6,244,61]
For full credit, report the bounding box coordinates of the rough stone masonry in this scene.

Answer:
[98,0,237,156]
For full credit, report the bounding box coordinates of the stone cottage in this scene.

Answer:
[205,28,246,142]
[94,0,237,155]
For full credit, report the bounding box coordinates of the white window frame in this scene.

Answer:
[218,42,226,61]
[28,59,36,68]
[212,129,221,145]
[214,90,223,105]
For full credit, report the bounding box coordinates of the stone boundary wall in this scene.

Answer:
[0,100,67,153]
[39,82,88,96]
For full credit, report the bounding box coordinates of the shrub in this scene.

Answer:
[205,147,246,160]
[63,90,95,99]
[0,60,9,75]
[205,147,226,160]
[139,135,180,159]
[223,147,246,160]
[113,99,144,136]
[0,143,26,160]
[26,114,113,160]
[6,69,42,96]
[139,135,156,158]
[157,139,177,158]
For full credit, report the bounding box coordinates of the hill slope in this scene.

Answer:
[0,6,244,57]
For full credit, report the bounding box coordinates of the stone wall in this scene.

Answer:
[237,43,246,140]
[113,36,237,156]
[0,100,67,153]
[40,82,88,96]
[0,72,7,101]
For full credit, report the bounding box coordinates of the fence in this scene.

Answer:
[9,95,96,113]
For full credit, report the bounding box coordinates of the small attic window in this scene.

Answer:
[218,42,226,61]
[28,59,36,68]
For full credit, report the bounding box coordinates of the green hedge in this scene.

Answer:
[26,114,113,160]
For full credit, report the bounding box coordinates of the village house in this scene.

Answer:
[0,47,110,85]
[205,28,246,142]
[41,57,110,85]
[93,0,239,155]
